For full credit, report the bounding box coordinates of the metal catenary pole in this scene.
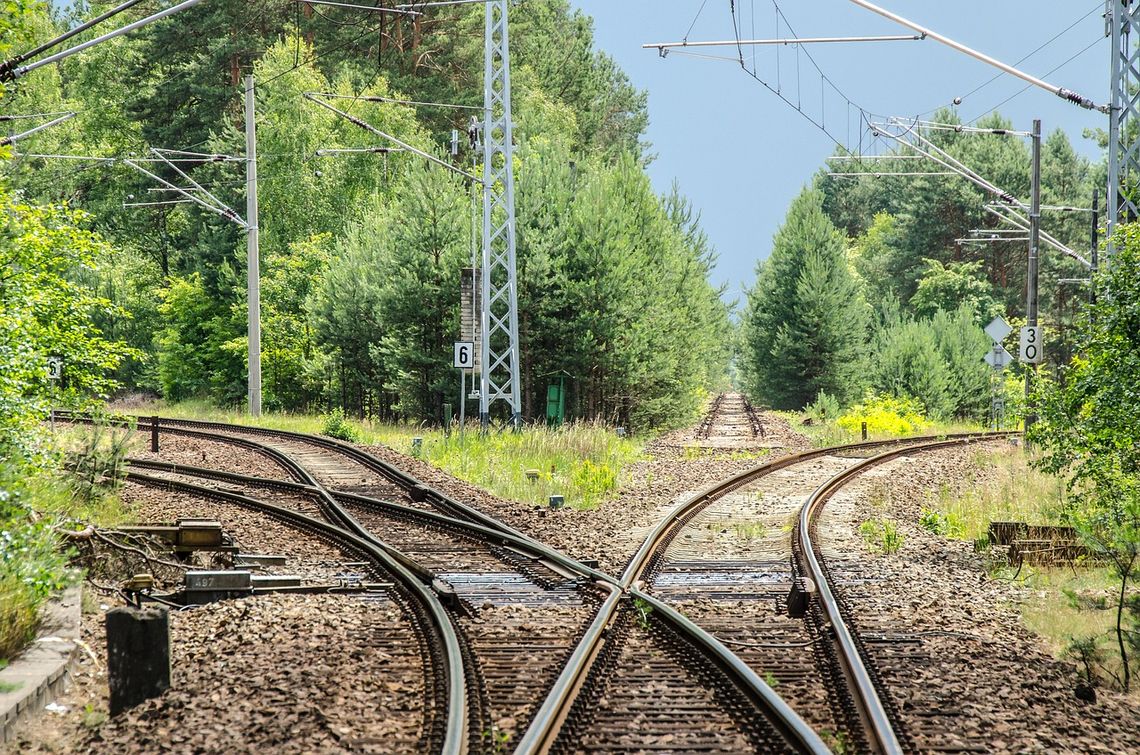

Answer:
[245,75,262,418]
[1107,0,1140,243]
[1024,119,1041,434]
[479,0,522,430]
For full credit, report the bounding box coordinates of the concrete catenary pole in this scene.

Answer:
[244,75,262,417]
[1024,119,1041,433]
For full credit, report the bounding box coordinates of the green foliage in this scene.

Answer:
[4,2,727,430]
[372,420,642,510]
[64,415,134,508]
[321,408,361,443]
[910,259,1001,324]
[868,303,991,420]
[0,161,133,663]
[804,390,841,424]
[569,459,617,503]
[1030,226,1140,691]
[872,316,953,419]
[0,477,74,662]
[820,110,1092,364]
[742,188,869,409]
[632,596,653,629]
[859,518,904,554]
[918,508,951,536]
[155,272,245,404]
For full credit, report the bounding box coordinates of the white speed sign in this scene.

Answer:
[1020,326,1043,364]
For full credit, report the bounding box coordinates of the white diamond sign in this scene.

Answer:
[984,316,1013,344]
[984,345,1014,369]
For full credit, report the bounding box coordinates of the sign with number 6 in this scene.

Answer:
[453,341,475,369]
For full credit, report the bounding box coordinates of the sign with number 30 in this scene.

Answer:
[1020,326,1042,364]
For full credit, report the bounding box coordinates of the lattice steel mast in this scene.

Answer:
[479,0,522,429]
[1108,0,1140,237]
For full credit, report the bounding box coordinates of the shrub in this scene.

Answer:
[570,459,617,507]
[837,393,929,436]
[0,484,73,662]
[919,508,950,535]
[321,408,361,442]
[805,390,841,423]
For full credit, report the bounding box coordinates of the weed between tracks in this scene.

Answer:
[123,401,644,510]
[373,422,643,509]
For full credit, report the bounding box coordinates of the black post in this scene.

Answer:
[150,415,159,453]
[106,606,171,716]
[861,421,868,441]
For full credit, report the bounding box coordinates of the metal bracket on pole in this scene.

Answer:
[0,112,76,147]
[479,0,523,430]
[302,93,482,184]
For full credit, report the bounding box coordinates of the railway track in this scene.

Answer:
[58,410,1016,753]
[518,431,1013,754]
[56,412,624,749]
[121,471,466,753]
[694,392,762,443]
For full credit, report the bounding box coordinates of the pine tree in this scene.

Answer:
[742,188,868,409]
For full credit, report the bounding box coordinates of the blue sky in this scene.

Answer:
[569,1,1109,304]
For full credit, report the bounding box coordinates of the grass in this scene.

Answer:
[3,418,136,664]
[910,445,1137,694]
[927,446,1066,541]
[1011,565,1136,693]
[732,521,767,540]
[858,518,904,554]
[681,446,772,462]
[126,400,645,510]
[776,410,986,448]
[373,421,643,509]
[0,578,40,666]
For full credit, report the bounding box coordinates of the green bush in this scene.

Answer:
[918,508,950,536]
[321,408,361,442]
[0,482,73,662]
[805,390,841,423]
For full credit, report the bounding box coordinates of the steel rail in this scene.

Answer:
[517,430,1017,754]
[57,414,437,583]
[124,457,618,587]
[796,434,1015,754]
[124,470,468,755]
[54,411,531,542]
